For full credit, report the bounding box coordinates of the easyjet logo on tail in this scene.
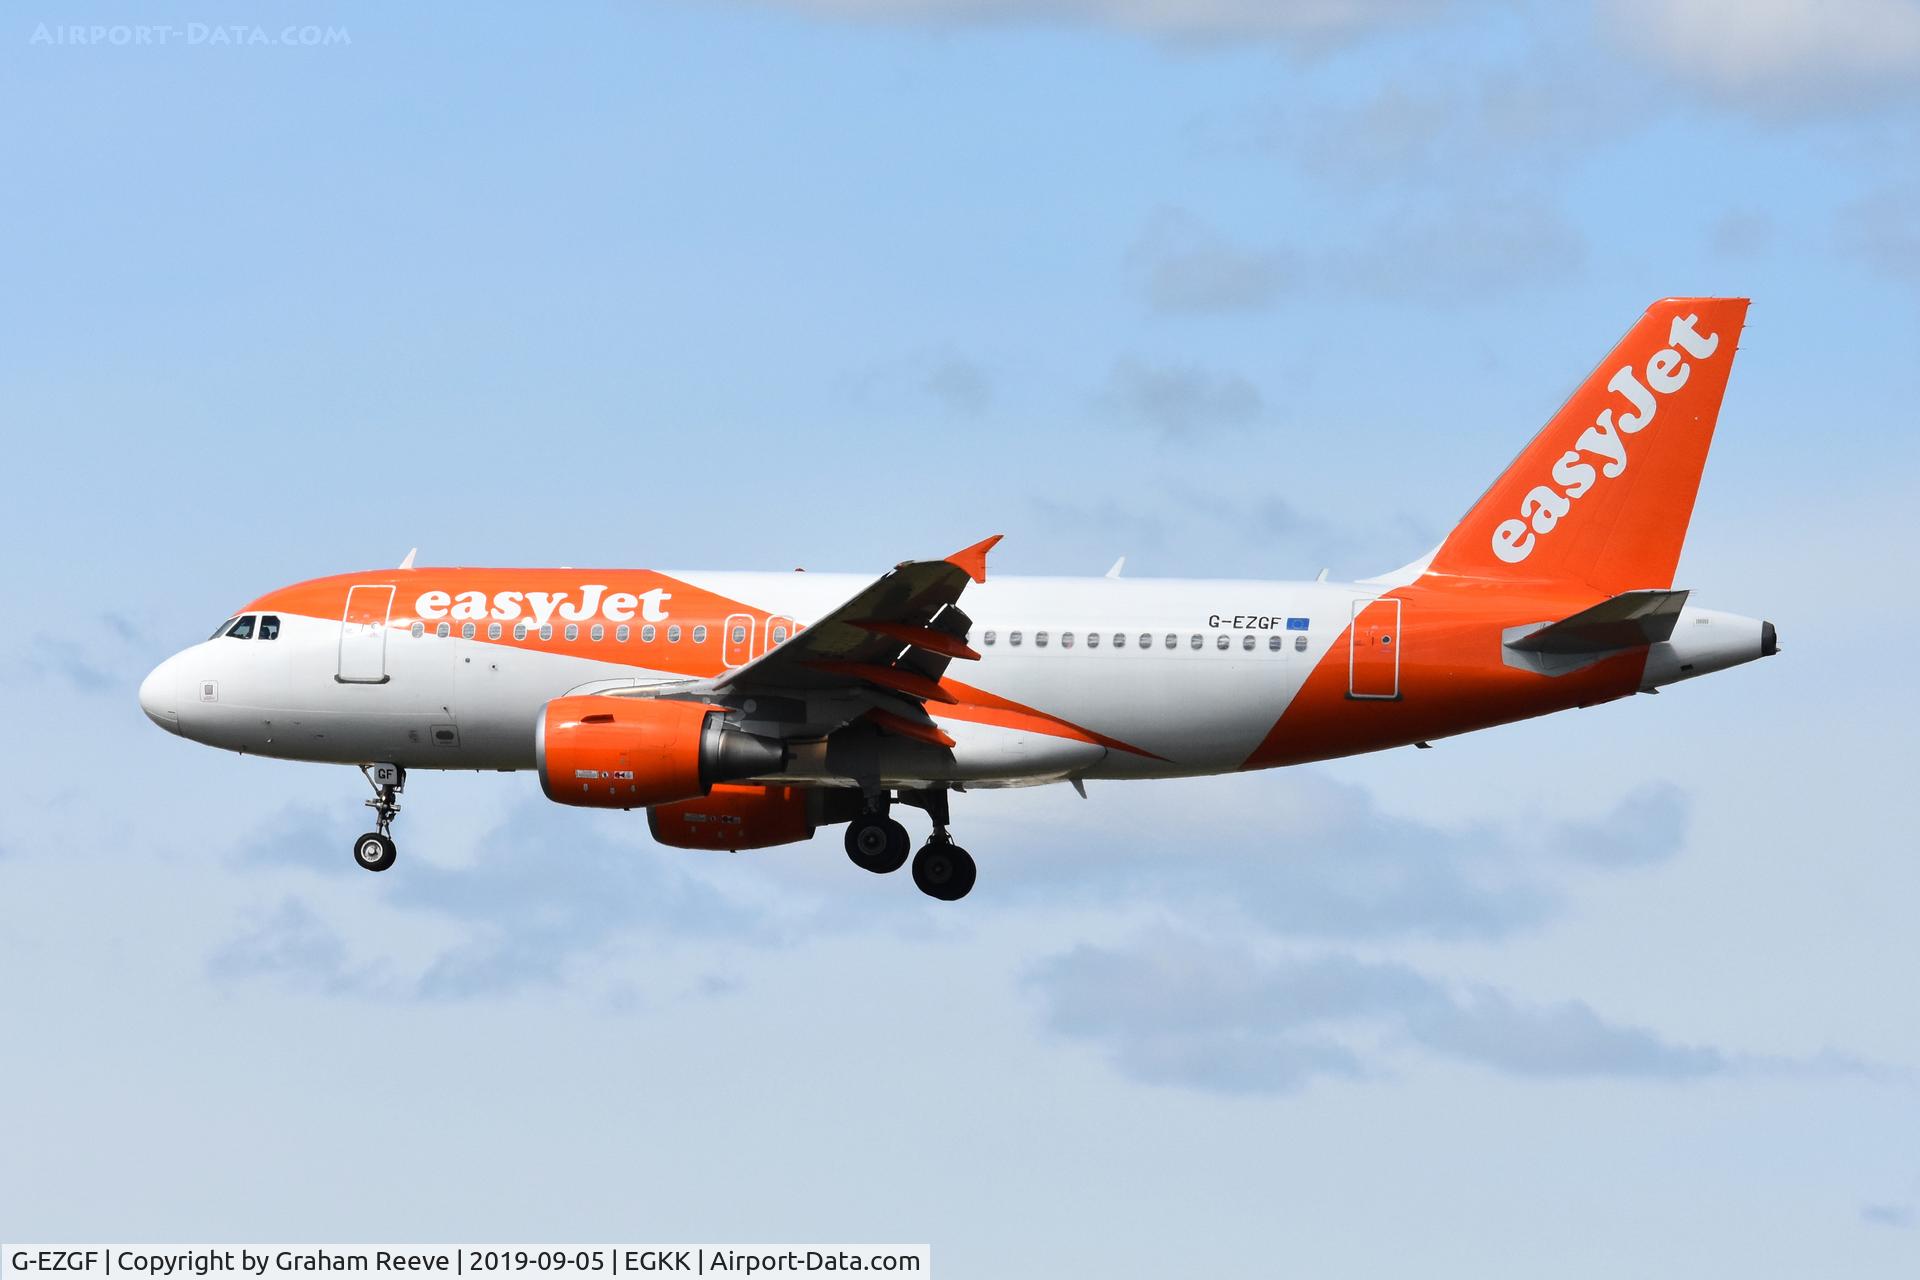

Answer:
[1491,314,1722,564]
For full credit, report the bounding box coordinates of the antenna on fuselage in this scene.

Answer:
[1105,557,1125,579]
[398,547,417,570]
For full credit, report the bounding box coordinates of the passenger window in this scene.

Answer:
[488,622,502,640]
[772,625,788,644]
[693,625,708,644]
[668,625,682,643]
[1295,635,1309,652]
[410,621,425,638]
[539,624,553,641]
[436,622,451,638]
[1242,635,1255,651]
[1190,634,1203,650]
[225,616,255,640]
[1215,634,1228,651]
[1035,631,1049,648]
[1140,634,1153,649]
[615,625,630,643]
[1113,633,1126,648]
[564,624,579,641]
[1164,634,1176,649]
[731,625,746,644]
[983,631,996,646]
[513,622,528,641]
[1086,632,1100,649]
[1061,632,1074,649]
[1268,635,1283,652]
[1009,631,1023,647]
[258,615,280,640]
[591,624,605,642]
[462,622,476,639]
[643,624,658,643]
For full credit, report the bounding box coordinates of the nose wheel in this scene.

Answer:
[354,831,397,872]
[354,763,405,873]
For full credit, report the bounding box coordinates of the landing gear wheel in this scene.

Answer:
[845,815,910,874]
[354,832,396,873]
[912,841,976,901]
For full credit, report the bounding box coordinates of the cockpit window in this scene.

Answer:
[225,616,256,640]
[258,615,281,640]
[209,617,238,640]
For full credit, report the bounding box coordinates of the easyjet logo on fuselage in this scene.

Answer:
[413,585,673,627]
[1490,313,1721,565]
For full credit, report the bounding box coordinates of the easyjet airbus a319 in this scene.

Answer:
[141,298,1775,900]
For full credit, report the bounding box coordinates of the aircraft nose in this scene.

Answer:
[139,656,181,734]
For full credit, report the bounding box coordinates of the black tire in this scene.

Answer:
[845,815,910,874]
[354,832,396,873]
[911,841,976,901]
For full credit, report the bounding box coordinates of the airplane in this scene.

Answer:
[139,297,1775,900]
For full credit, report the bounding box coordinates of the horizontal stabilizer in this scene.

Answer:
[1506,589,1689,655]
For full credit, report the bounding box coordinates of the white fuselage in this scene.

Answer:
[138,569,1771,789]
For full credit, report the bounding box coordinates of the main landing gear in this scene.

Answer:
[353,762,404,873]
[844,788,976,901]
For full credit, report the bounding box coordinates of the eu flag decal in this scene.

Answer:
[1286,617,1310,631]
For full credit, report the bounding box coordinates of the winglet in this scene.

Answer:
[945,534,1003,584]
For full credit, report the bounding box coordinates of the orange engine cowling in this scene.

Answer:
[648,784,819,851]
[536,695,787,809]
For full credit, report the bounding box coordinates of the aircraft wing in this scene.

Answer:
[702,535,1003,748]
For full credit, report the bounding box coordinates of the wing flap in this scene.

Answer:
[706,536,1001,747]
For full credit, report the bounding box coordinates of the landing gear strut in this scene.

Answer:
[353,762,404,873]
[905,788,975,902]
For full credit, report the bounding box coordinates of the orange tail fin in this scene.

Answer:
[1427,297,1749,595]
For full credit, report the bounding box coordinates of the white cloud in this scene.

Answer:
[756,0,1460,41]
[982,774,1690,941]
[1028,929,1728,1093]
[1602,0,1920,103]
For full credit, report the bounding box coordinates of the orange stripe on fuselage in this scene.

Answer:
[1241,576,1644,769]
[936,677,1167,760]
[244,568,770,679]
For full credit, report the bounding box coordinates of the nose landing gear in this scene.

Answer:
[353,762,404,873]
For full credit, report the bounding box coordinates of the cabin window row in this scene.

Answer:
[407,620,717,645]
[979,629,1310,653]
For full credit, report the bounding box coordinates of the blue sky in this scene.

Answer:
[2,0,1918,1273]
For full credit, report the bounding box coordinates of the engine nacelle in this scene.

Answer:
[536,695,787,809]
[649,784,818,851]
